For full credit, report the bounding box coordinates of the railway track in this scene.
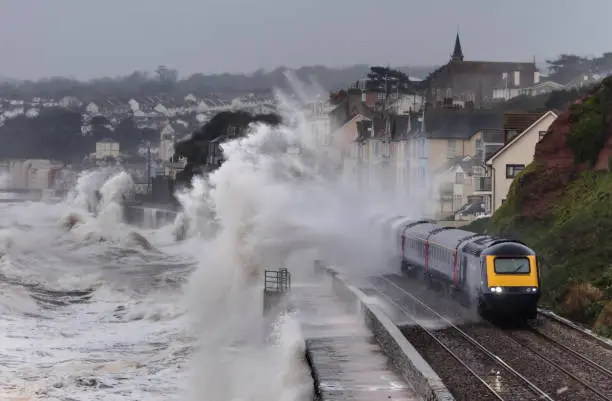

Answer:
[369,274,611,401]
[535,310,612,367]
[504,326,612,399]
[369,276,552,401]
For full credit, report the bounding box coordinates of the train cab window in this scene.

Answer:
[494,257,530,274]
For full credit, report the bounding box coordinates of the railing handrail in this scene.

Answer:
[264,268,292,292]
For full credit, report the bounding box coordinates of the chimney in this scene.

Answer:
[534,71,540,84]
[513,71,520,86]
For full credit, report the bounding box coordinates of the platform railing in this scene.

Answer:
[264,267,292,293]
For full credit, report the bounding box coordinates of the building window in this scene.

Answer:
[539,131,547,141]
[505,164,525,178]
[377,93,385,100]
[455,172,465,184]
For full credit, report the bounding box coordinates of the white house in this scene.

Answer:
[486,110,558,211]
[86,102,100,115]
[304,101,334,147]
[95,138,120,159]
[159,124,175,161]
[520,81,566,96]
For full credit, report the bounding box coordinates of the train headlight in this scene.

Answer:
[489,286,503,293]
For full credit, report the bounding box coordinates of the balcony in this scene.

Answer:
[475,176,492,192]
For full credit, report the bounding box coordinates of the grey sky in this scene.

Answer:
[1,0,610,80]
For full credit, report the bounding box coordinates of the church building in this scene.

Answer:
[425,34,540,107]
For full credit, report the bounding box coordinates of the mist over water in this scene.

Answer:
[0,74,430,400]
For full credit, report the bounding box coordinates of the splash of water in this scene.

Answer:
[67,168,119,214]
[0,172,10,189]
[175,72,433,401]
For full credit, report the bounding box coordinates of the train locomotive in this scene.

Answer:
[373,215,541,320]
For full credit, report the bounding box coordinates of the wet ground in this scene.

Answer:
[290,277,421,401]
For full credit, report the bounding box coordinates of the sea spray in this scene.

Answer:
[179,76,431,401]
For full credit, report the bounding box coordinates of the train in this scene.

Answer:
[371,214,541,320]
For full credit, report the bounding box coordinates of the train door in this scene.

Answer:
[460,255,468,288]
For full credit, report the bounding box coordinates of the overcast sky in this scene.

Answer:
[1,0,610,80]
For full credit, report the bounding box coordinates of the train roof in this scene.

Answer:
[394,218,435,232]
[462,235,532,256]
[477,239,535,256]
[393,216,536,255]
[428,227,478,248]
[402,222,443,239]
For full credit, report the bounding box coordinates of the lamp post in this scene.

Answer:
[142,140,152,194]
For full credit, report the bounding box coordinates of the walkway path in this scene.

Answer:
[291,276,421,401]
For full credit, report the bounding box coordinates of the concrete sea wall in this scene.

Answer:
[319,266,454,401]
[122,204,179,229]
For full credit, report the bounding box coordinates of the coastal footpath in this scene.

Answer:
[464,77,612,338]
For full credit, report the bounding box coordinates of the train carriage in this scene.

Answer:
[400,221,438,274]
[426,227,477,288]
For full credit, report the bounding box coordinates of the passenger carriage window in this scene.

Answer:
[494,257,531,274]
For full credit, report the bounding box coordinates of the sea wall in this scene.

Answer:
[321,266,454,401]
[122,204,179,229]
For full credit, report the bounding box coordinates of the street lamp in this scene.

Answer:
[142,140,152,194]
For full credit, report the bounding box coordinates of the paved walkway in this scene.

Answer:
[291,277,421,401]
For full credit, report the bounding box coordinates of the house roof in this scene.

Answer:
[486,110,558,164]
[480,128,505,143]
[422,109,503,140]
[424,60,538,90]
[436,155,478,175]
[527,80,565,90]
[331,113,371,147]
[502,111,546,134]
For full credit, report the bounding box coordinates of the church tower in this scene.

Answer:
[451,32,464,62]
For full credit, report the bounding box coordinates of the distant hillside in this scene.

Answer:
[0,64,437,101]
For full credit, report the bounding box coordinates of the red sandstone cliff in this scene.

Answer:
[511,79,612,219]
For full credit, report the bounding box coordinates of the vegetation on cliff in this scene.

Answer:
[463,77,612,337]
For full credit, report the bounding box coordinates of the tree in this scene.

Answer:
[546,54,590,84]
[0,64,438,102]
[365,66,412,94]
[173,111,282,186]
[0,107,89,163]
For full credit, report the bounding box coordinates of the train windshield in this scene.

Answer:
[494,257,531,274]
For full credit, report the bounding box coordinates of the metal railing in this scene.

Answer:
[264,268,291,293]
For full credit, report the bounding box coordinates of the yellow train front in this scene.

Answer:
[477,241,541,320]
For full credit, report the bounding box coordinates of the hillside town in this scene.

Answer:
[0,34,608,221]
